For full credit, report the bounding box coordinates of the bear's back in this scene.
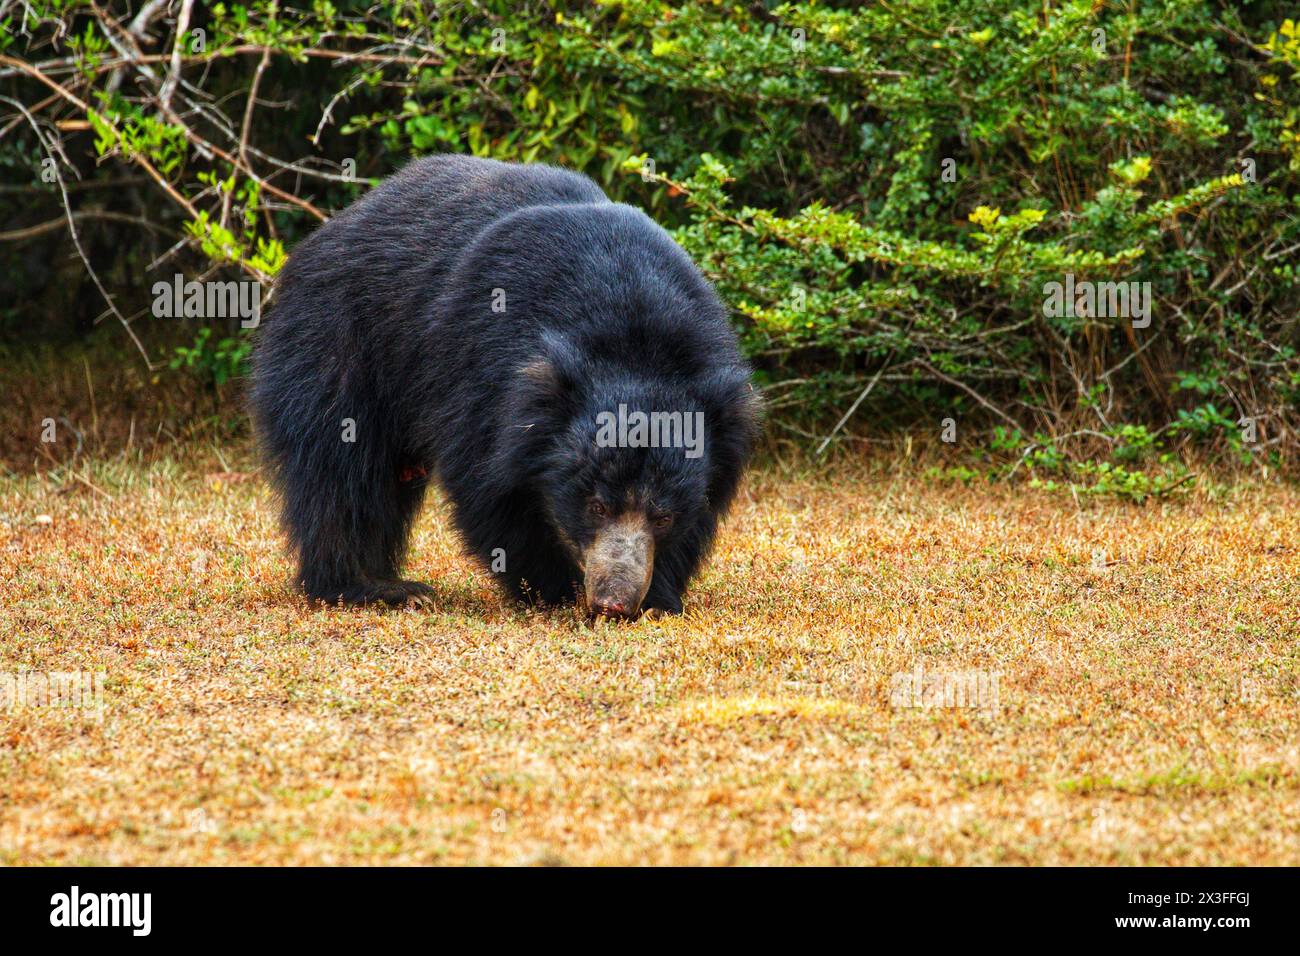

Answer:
[254,157,612,435]
[270,156,608,334]
[438,198,734,362]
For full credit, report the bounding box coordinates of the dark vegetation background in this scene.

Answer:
[2,1,1298,495]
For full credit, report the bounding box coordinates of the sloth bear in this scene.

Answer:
[250,155,759,618]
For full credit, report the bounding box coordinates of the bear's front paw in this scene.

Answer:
[312,579,436,608]
[393,580,437,608]
[639,600,682,621]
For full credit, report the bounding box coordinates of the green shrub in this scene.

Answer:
[2,1,1297,471]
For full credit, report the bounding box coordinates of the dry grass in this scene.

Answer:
[1,446,1298,865]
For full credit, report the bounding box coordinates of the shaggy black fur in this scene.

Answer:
[250,155,759,611]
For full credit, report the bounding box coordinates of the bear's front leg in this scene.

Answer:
[641,576,684,617]
[307,578,436,607]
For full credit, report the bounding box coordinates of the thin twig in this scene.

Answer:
[816,353,901,456]
[157,0,194,111]
[0,210,177,242]
[914,358,1021,430]
[226,7,274,230]
[0,94,155,370]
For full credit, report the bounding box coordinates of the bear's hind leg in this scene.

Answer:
[288,458,433,607]
[361,475,436,605]
[324,578,434,607]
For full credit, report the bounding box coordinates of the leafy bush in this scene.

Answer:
[169,326,252,391]
[1,1,1297,470]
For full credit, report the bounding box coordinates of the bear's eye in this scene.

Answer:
[588,500,608,518]
[653,513,674,531]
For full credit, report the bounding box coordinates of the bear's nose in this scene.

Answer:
[592,598,632,619]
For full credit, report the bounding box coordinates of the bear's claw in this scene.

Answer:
[310,579,436,608]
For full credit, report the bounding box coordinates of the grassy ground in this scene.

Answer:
[1,445,1297,865]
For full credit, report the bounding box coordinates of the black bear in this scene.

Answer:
[250,155,759,617]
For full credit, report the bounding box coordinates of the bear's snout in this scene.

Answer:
[584,514,654,619]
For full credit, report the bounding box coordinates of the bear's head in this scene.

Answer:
[506,332,758,618]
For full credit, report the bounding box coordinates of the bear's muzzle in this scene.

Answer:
[584,513,654,619]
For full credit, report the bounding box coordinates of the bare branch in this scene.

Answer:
[157,0,194,111]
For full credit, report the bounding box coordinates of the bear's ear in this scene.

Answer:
[515,331,585,418]
[696,364,763,514]
[487,337,586,491]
